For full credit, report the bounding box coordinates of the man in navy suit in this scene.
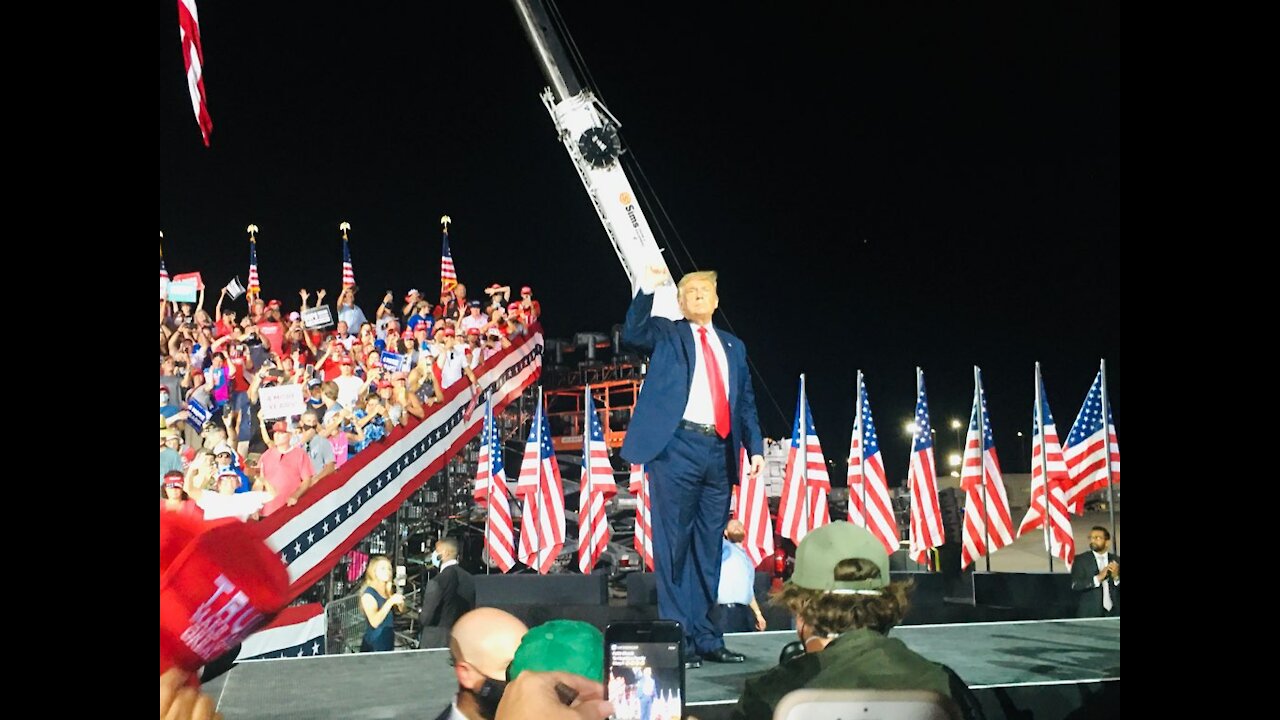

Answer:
[622,266,764,668]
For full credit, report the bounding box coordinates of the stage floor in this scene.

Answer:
[206,617,1118,719]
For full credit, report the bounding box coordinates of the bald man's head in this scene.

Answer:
[450,607,529,681]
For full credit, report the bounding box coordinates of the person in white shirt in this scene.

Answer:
[189,470,275,522]
[1070,525,1120,617]
[460,301,489,335]
[436,331,480,390]
[333,356,367,409]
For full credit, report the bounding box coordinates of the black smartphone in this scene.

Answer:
[604,621,685,720]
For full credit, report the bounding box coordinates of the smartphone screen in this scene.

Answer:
[606,640,683,720]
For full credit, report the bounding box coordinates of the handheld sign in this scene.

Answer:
[302,305,335,330]
[259,384,305,420]
[168,279,199,303]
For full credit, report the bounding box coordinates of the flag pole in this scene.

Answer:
[484,396,492,576]
[856,371,868,534]
[246,224,259,303]
[976,366,990,574]
[583,384,591,573]
[799,374,810,539]
[536,385,544,572]
[1100,358,1117,555]
[909,367,923,571]
[1036,363,1053,573]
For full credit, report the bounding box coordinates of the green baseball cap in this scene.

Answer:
[507,620,604,682]
[789,521,890,593]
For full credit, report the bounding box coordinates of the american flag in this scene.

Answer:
[578,387,618,573]
[846,372,900,557]
[733,447,774,567]
[440,228,458,293]
[959,368,1015,570]
[628,464,654,571]
[906,369,945,566]
[516,396,565,574]
[1016,367,1075,566]
[238,604,326,660]
[247,236,260,299]
[475,397,516,572]
[341,233,356,289]
[176,0,213,147]
[1062,366,1121,515]
[160,246,170,300]
[777,376,831,545]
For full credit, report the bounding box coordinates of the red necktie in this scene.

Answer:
[699,327,731,439]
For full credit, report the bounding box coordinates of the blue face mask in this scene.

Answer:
[430,551,441,566]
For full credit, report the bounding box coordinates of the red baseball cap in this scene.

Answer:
[267,299,282,308]
[401,328,414,339]
[270,421,289,434]
[521,286,532,294]
[376,379,393,390]
[466,327,481,336]
[161,385,170,393]
[339,356,354,366]
[163,471,185,489]
[159,511,290,676]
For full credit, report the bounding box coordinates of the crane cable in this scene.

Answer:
[544,0,789,433]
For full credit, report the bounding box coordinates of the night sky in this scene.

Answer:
[159,2,1120,482]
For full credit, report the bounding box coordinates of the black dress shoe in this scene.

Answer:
[684,658,702,669]
[701,647,746,663]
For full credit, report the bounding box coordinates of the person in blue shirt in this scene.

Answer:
[337,286,369,335]
[159,387,183,422]
[715,519,767,635]
[212,443,253,494]
[349,395,388,455]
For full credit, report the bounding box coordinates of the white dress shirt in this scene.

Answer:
[682,322,730,425]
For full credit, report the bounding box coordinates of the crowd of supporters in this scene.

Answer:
[160,281,542,522]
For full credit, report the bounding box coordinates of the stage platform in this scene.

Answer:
[206,617,1118,719]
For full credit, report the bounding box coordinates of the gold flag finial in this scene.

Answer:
[440,215,451,230]
[339,221,351,240]
[247,224,259,241]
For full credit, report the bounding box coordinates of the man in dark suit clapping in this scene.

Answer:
[621,265,765,668]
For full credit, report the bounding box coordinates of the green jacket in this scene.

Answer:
[730,629,952,720]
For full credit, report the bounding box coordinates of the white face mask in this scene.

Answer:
[160,393,170,406]
[430,551,441,566]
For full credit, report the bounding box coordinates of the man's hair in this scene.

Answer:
[770,558,912,636]
[322,381,340,401]
[437,537,460,557]
[677,270,718,293]
[1091,526,1111,541]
